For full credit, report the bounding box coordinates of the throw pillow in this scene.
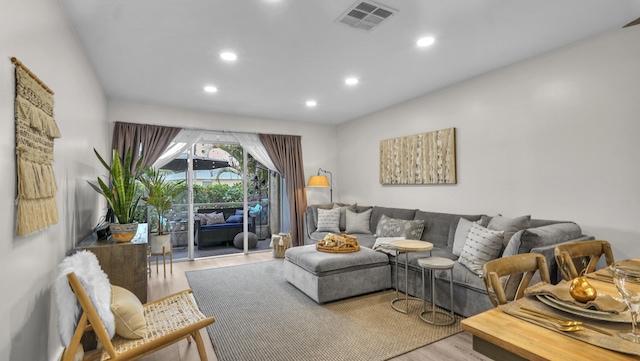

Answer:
[375,214,425,240]
[452,218,481,256]
[311,203,335,228]
[316,208,340,233]
[458,223,504,275]
[226,215,243,223]
[111,285,146,339]
[203,212,225,225]
[333,203,357,231]
[345,209,372,234]
[235,209,244,216]
[487,214,531,248]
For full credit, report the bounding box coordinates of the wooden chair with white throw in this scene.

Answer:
[482,253,551,307]
[554,240,615,281]
[55,250,214,361]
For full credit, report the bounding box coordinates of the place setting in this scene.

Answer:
[499,259,640,356]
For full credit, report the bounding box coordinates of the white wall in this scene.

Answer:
[0,0,109,360]
[108,100,338,205]
[337,26,640,261]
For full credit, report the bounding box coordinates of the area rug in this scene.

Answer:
[186,260,462,361]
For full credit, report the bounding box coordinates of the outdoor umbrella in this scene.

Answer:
[160,154,230,172]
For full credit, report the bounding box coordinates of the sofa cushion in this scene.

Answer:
[487,214,531,248]
[435,262,486,293]
[317,208,340,233]
[370,207,417,233]
[458,223,504,275]
[502,222,583,257]
[345,208,372,234]
[414,211,483,250]
[375,214,425,239]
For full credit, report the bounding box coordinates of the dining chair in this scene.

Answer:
[482,253,550,307]
[554,240,614,281]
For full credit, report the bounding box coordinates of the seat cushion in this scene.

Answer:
[284,245,389,277]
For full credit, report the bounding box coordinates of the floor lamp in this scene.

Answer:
[307,168,332,202]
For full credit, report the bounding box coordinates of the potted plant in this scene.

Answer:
[94,148,143,242]
[139,167,186,254]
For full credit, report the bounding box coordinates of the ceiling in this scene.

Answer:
[58,0,640,125]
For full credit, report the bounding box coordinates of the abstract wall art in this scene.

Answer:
[380,127,456,185]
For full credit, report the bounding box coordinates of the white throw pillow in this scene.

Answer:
[111,285,146,339]
[317,208,340,233]
[345,208,372,234]
[452,218,480,257]
[458,223,504,275]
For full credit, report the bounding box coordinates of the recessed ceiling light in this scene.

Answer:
[204,85,218,93]
[306,100,317,107]
[220,52,237,61]
[345,77,359,85]
[417,36,435,47]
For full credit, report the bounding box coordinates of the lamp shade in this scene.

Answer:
[307,175,330,187]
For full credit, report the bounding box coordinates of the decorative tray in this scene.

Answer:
[316,233,360,253]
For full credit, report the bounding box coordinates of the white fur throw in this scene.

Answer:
[55,250,115,347]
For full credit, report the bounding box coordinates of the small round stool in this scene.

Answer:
[417,257,455,325]
[233,232,258,249]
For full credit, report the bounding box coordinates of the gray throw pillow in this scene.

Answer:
[316,208,340,233]
[375,214,425,240]
[458,223,504,275]
[487,215,531,248]
[345,209,372,234]
[452,218,480,256]
[334,203,357,232]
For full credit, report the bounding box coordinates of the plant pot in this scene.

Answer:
[149,233,171,254]
[110,223,139,243]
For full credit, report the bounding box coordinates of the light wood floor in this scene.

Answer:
[141,251,492,361]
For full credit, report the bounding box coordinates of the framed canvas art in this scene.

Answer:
[380,127,456,185]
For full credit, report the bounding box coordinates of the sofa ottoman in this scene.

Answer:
[284,245,391,303]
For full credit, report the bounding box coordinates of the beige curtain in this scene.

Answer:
[259,134,307,247]
[111,122,181,171]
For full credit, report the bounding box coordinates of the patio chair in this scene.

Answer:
[554,240,614,281]
[57,251,214,361]
[482,253,550,307]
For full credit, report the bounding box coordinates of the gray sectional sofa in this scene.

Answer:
[301,203,592,317]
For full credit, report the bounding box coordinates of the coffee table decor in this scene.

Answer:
[316,233,360,253]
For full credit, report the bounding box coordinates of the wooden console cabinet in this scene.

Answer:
[76,224,148,303]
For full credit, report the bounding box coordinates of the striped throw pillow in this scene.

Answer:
[458,223,504,275]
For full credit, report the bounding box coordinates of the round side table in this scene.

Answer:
[418,257,455,325]
[388,239,433,314]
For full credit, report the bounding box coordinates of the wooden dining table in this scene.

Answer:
[461,261,640,361]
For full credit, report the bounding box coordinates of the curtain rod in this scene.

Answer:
[11,57,55,95]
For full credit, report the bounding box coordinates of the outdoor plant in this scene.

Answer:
[94,148,143,224]
[139,167,186,235]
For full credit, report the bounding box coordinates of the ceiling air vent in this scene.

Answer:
[336,1,397,32]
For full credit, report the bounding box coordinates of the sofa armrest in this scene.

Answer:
[303,211,316,245]
[530,235,595,284]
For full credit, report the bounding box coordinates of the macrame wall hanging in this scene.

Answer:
[12,57,62,236]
